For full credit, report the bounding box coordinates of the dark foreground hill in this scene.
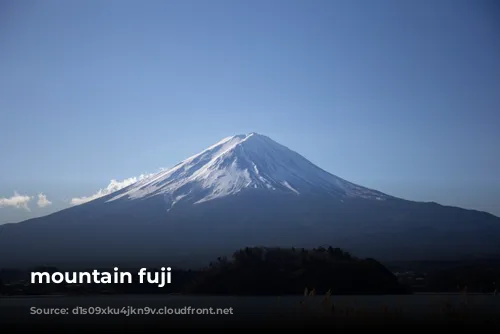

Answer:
[186,247,410,295]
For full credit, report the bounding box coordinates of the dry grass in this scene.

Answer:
[290,287,480,323]
[266,286,500,329]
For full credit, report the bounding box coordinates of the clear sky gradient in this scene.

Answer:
[1,0,499,223]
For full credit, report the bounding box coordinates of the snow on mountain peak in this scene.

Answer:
[107,133,389,209]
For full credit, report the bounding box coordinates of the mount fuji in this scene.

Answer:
[1,133,499,268]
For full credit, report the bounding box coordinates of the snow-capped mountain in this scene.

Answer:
[107,133,388,210]
[1,133,500,268]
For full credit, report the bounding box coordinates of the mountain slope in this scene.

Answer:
[0,133,499,268]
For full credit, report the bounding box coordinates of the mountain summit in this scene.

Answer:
[107,133,388,210]
[1,133,499,267]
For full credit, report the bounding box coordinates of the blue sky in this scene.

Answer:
[1,0,499,223]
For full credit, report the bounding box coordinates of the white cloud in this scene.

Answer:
[0,191,32,211]
[37,193,52,208]
[70,172,157,206]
